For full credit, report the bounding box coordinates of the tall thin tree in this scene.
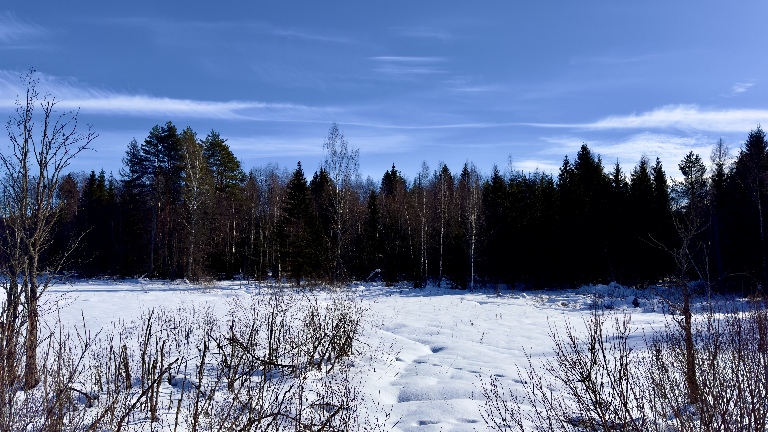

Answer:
[0,70,96,389]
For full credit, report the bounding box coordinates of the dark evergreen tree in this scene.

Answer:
[557,145,611,284]
[379,164,413,283]
[78,170,117,276]
[143,122,184,277]
[278,162,314,285]
[480,166,510,284]
[310,168,336,280]
[202,130,245,277]
[628,156,656,284]
[49,174,80,271]
[606,159,630,282]
[671,152,709,283]
[650,157,676,280]
[729,127,768,289]
[708,139,730,284]
[361,189,382,279]
[118,138,152,276]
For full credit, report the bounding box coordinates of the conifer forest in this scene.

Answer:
[36,117,768,293]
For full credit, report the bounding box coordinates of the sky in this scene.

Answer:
[1,1,767,181]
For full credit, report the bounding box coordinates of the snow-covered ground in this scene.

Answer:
[44,280,670,431]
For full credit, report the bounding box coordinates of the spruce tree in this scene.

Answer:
[310,168,336,281]
[481,166,510,284]
[279,162,314,286]
[730,127,768,289]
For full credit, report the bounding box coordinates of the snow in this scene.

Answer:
[44,279,670,431]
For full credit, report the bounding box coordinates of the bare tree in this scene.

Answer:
[415,162,430,286]
[180,127,212,280]
[458,162,482,290]
[0,69,96,390]
[322,123,360,282]
[433,163,454,287]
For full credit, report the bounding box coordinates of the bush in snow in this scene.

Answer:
[0,287,374,431]
[481,299,768,431]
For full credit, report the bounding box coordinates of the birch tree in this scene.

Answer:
[180,127,212,280]
[433,163,454,286]
[458,163,482,290]
[322,123,359,282]
[0,70,96,389]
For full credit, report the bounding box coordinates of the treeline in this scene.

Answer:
[40,121,768,291]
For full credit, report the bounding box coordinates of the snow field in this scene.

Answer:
[44,280,669,431]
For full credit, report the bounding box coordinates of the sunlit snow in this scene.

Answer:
[45,280,668,431]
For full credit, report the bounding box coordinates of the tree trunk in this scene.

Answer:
[23,276,38,390]
[682,284,699,405]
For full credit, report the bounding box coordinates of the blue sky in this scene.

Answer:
[1,1,767,181]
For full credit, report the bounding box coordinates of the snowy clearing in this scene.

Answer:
[44,280,671,431]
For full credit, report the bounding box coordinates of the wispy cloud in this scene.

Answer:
[569,53,658,66]
[528,105,768,133]
[539,132,716,178]
[514,159,562,174]
[395,27,451,41]
[721,81,755,98]
[268,27,351,44]
[0,12,47,47]
[732,82,754,93]
[0,70,335,121]
[370,56,447,76]
[107,17,352,45]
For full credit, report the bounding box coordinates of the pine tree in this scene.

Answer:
[202,130,245,277]
[142,122,184,277]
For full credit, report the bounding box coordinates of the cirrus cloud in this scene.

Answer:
[0,70,335,122]
[529,104,768,133]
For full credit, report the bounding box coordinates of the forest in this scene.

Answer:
[1,74,768,432]
[35,118,768,293]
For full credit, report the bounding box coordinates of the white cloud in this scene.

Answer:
[514,158,562,175]
[0,70,334,121]
[0,12,46,45]
[369,56,445,63]
[370,56,447,76]
[538,132,717,179]
[732,82,753,93]
[395,27,451,41]
[569,53,658,66]
[529,104,768,133]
